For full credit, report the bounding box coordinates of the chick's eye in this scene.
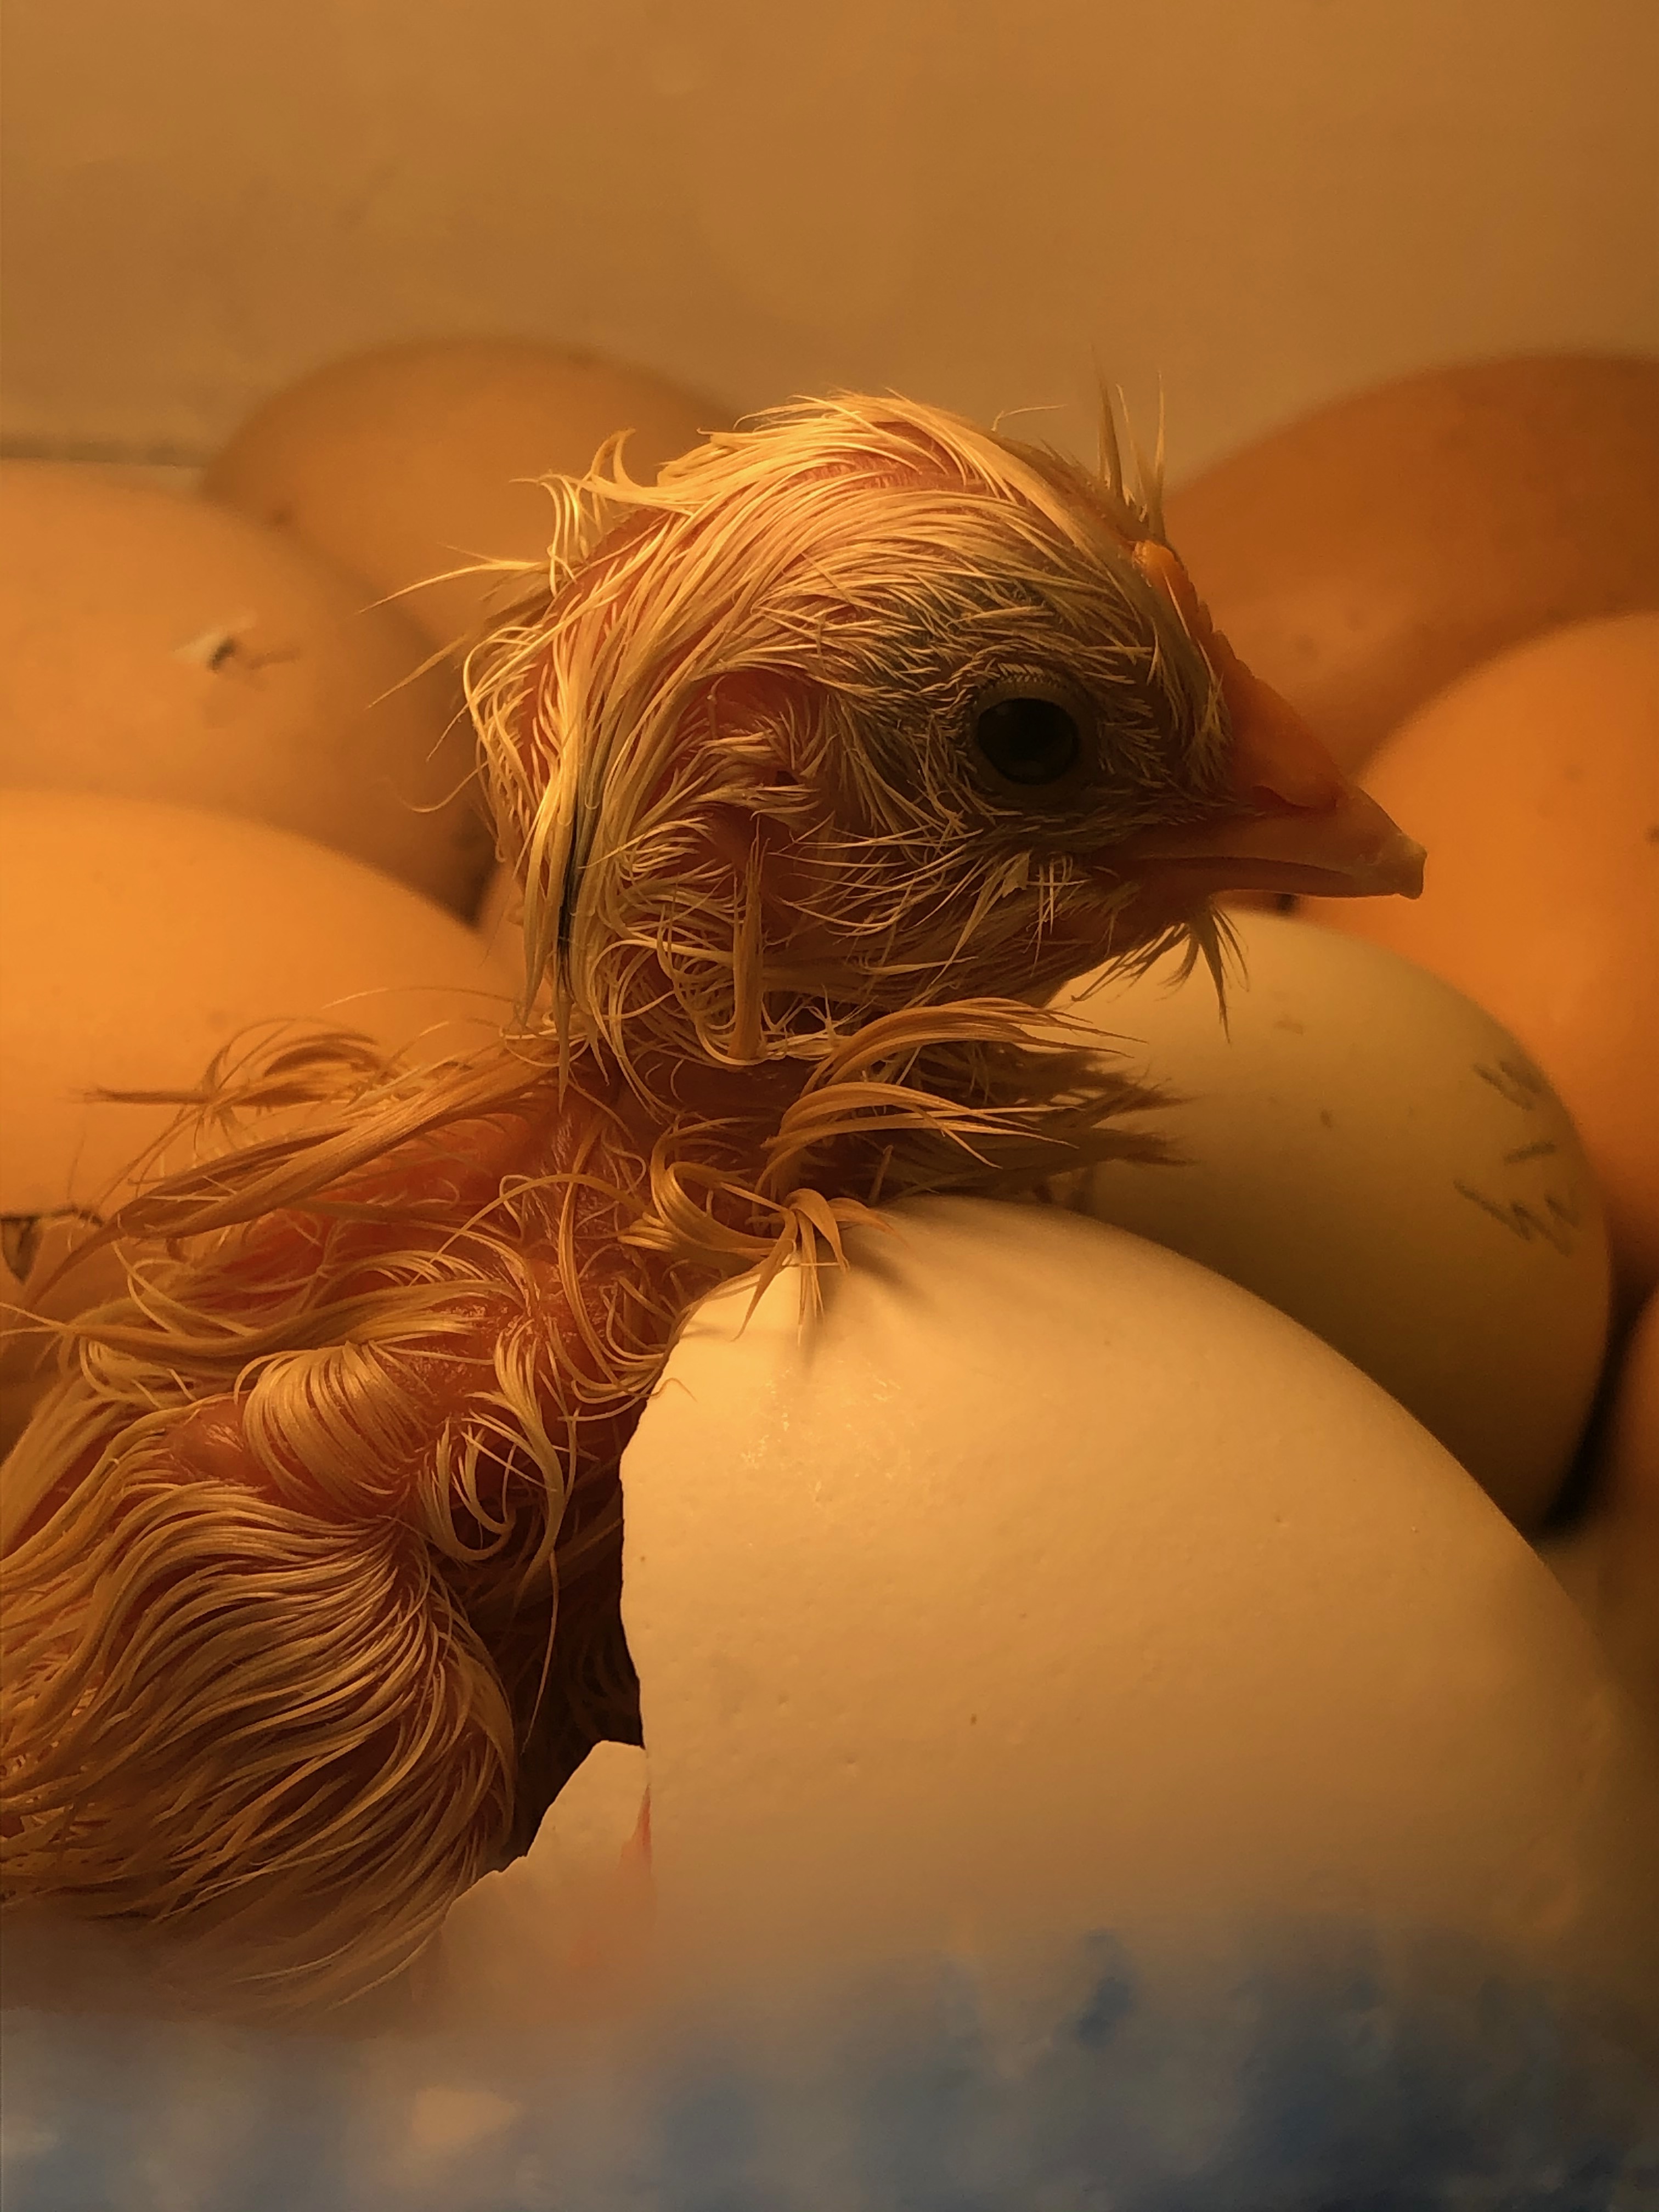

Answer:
[973,695,1082,787]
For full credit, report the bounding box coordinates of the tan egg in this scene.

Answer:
[0,791,512,1451]
[202,338,728,652]
[623,1199,1659,2047]
[1300,614,1659,1314]
[0,462,492,915]
[474,857,534,1002]
[0,788,512,1212]
[1165,356,1659,777]
[1049,911,1609,1527]
[0,1215,129,1466]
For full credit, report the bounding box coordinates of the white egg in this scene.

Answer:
[429,1743,651,2030]
[622,1199,1659,2044]
[1049,910,1610,1527]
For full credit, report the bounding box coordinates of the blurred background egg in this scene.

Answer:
[0,788,511,1211]
[623,1200,1659,2042]
[1163,356,1659,778]
[472,853,544,1012]
[0,462,491,915]
[0,789,513,1452]
[1049,911,1609,1528]
[1300,613,1659,1318]
[202,338,728,654]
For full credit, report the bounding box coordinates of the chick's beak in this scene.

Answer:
[1108,543,1426,904]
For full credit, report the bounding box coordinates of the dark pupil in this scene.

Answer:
[974,696,1081,787]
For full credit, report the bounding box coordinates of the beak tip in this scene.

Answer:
[1383,834,1427,900]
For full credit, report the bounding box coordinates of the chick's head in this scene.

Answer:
[468,393,1416,1084]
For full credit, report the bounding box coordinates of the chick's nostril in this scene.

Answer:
[974,696,1082,787]
[1222,662,1351,815]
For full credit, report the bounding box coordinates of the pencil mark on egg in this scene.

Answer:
[1451,1178,1577,1256]
[1471,1057,1547,1111]
[1502,1140,1558,1165]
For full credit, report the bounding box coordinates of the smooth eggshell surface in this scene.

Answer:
[1164,356,1659,776]
[622,1199,1659,2032]
[0,788,512,1220]
[1051,911,1609,1526]
[202,338,727,652]
[0,462,491,915]
[1300,613,1659,1312]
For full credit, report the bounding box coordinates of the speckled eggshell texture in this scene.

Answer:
[1300,613,1659,1313]
[1050,910,1610,1527]
[1163,356,1659,777]
[622,1199,1659,2040]
[0,462,491,914]
[202,338,726,652]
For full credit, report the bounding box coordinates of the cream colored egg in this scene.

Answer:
[1048,911,1609,1527]
[0,462,491,915]
[623,1199,1659,2046]
[202,338,727,652]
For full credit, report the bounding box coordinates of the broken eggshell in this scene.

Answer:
[8,1204,1659,2198]
[619,1198,1659,2066]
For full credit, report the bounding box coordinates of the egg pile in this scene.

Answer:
[0,339,724,1449]
[4,351,1659,2196]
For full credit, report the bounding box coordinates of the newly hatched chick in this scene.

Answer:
[0,395,1421,2018]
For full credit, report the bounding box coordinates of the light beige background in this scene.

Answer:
[3,0,1655,480]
